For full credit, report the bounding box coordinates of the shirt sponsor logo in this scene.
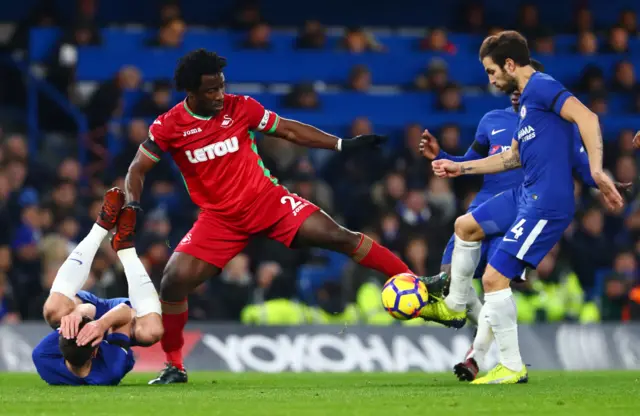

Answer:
[185,137,239,164]
[489,145,511,155]
[517,125,536,143]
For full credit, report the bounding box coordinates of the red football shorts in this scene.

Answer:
[175,185,319,268]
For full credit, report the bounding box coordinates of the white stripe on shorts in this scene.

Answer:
[516,219,548,260]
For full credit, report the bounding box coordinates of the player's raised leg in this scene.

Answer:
[291,210,412,277]
[44,188,125,327]
[111,206,164,347]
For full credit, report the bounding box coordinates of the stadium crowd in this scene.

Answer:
[0,0,639,325]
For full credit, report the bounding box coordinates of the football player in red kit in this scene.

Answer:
[124,49,432,384]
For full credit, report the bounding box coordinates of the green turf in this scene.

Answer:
[1,371,639,416]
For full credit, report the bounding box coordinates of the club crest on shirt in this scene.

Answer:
[520,105,527,119]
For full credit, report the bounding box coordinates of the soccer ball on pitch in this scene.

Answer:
[381,273,429,320]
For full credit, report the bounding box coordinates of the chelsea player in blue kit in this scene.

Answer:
[32,188,163,385]
[427,31,624,384]
[419,59,601,327]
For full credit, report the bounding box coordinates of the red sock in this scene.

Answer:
[160,299,188,371]
[351,234,413,277]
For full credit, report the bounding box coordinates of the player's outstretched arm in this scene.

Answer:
[272,118,386,152]
[75,303,133,347]
[433,138,520,177]
[559,97,623,209]
[420,129,487,162]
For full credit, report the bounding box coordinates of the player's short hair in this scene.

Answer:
[479,30,531,68]
[59,316,97,367]
[530,58,544,72]
[174,48,228,93]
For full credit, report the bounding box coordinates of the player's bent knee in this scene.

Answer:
[135,316,164,346]
[482,266,510,293]
[42,293,75,328]
[454,214,484,242]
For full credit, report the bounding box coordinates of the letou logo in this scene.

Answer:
[185,137,239,163]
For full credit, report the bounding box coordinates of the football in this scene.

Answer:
[381,273,429,320]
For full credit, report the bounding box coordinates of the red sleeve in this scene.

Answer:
[242,95,280,133]
[146,117,170,153]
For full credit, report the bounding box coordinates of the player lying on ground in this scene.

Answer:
[123,48,443,384]
[32,188,163,385]
[418,58,631,381]
[426,31,623,384]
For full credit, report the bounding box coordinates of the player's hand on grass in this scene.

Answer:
[341,134,387,151]
[432,159,462,178]
[633,130,640,149]
[593,171,624,211]
[419,129,441,160]
[76,320,107,347]
[59,312,83,339]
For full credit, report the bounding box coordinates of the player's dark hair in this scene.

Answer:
[174,48,227,93]
[530,58,544,72]
[59,316,97,368]
[479,30,531,68]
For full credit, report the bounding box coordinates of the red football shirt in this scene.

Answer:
[142,94,281,217]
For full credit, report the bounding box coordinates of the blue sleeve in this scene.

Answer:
[532,74,573,115]
[94,334,135,385]
[76,291,130,320]
[436,146,484,162]
[571,128,596,188]
[32,331,66,385]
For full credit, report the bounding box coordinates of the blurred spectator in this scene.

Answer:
[283,83,320,110]
[0,273,20,323]
[614,155,637,186]
[517,3,545,40]
[242,22,272,50]
[396,187,431,228]
[347,65,372,92]
[42,179,81,223]
[533,28,555,54]
[611,61,637,93]
[455,2,486,34]
[618,9,638,36]
[147,17,186,48]
[57,158,82,184]
[573,7,593,33]
[569,206,615,294]
[427,177,457,225]
[575,65,606,94]
[601,251,638,320]
[388,123,430,185]
[588,91,608,115]
[414,58,450,92]
[209,253,253,320]
[85,66,142,131]
[228,0,263,30]
[133,80,173,117]
[435,83,463,112]
[576,31,598,55]
[404,236,430,277]
[295,20,327,50]
[420,28,457,54]
[159,1,182,25]
[340,27,385,53]
[605,25,629,54]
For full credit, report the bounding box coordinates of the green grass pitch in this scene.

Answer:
[1,371,639,415]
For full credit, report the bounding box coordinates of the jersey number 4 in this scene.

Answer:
[510,219,526,240]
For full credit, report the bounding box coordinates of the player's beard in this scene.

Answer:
[500,75,519,95]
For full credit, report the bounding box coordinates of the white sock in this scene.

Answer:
[50,224,108,300]
[117,248,161,317]
[445,235,482,312]
[484,288,523,372]
[467,303,494,367]
[466,285,483,327]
